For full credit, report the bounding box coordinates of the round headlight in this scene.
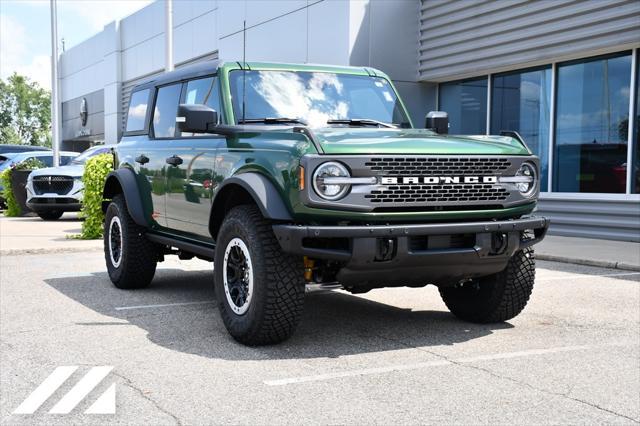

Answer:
[516,162,537,197]
[312,162,350,200]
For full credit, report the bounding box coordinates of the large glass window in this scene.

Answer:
[633,53,639,194]
[554,52,632,193]
[152,84,182,138]
[180,77,221,137]
[438,78,487,135]
[491,68,552,191]
[125,89,150,132]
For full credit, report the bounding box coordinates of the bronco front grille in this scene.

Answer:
[365,183,509,204]
[33,176,73,195]
[364,157,511,176]
[302,154,537,212]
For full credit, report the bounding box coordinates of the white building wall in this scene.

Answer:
[59,30,108,102]
[59,0,425,144]
[103,22,122,145]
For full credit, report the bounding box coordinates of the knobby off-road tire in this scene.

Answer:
[104,194,157,289]
[439,248,535,323]
[37,210,64,221]
[214,205,305,346]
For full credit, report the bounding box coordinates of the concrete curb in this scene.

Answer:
[537,254,640,272]
[0,246,103,256]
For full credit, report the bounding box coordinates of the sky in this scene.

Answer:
[0,0,153,90]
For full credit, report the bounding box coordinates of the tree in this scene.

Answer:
[0,73,51,147]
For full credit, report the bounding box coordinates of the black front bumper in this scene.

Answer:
[27,198,82,212]
[273,216,549,286]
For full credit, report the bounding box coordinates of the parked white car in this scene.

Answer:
[0,151,77,208]
[26,145,114,220]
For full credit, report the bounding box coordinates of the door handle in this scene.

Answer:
[165,155,183,166]
[135,154,149,165]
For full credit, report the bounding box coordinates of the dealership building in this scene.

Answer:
[58,0,640,241]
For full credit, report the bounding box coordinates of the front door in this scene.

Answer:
[164,76,224,239]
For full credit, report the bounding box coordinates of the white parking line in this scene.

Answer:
[539,272,640,281]
[114,301,215,311]
[263,342,636,386]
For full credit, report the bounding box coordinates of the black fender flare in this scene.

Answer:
[209,173,293,239]
[102,168,149,227]
[213,173,293,221]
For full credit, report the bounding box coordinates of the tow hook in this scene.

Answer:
[375,238,396,262]
[491,232,508,255]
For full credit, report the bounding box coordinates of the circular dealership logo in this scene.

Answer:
[80,97,88,126]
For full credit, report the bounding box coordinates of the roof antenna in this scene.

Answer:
[242,19,247,124]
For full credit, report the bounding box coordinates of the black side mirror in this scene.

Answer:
[176,104,218,133]
[425,111,449,134]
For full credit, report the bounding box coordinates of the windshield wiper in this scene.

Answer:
[238,117,308,125]
[326,118,396,128]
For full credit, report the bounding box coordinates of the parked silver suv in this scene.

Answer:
[26,145,114,220]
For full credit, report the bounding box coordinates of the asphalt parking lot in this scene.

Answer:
[1,248,639,425]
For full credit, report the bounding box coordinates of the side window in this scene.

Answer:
[153,84,182,138]
[61,156,75,165]
[40,156,53,167]
[90,148,110,157]
[126,89,150,132]
[180,77,221,137]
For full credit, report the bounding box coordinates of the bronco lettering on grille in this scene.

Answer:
[380,176,498,185]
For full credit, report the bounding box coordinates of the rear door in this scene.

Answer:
[148,83,184,229]
[165,76,223,238]
[118,88,168,227]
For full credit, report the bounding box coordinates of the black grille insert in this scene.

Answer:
[33,176,74,195]
[364,157,511,176]
[365,183,509,204]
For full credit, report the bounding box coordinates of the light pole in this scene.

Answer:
[50,0,61,166]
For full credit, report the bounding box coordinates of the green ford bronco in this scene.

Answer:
[103,61,549,345]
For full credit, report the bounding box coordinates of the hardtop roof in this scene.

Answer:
[131,60,383,92]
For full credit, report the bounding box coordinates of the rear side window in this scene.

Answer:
[180,77,221,137]
[126,89,150,132]
[61,156,75,165]
[153,84,182,138]
[29,156,53,167]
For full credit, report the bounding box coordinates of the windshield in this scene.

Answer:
[229,70,411,128]
[71,146,111,165]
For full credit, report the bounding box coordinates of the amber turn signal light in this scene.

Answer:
[298,166,305,190]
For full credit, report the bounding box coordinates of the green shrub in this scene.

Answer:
[78,153,113,239]
[15,158,46,171]
[0,168,20,216]
[1,158,46,217]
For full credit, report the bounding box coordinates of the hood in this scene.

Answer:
[313,128,530,156]
[29,164,84,178]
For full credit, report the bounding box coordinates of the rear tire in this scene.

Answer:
[214,205,305,345]
[104,194,157,289]
[439,248,535,323]
[37,210,64,221]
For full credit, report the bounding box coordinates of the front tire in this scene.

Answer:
[439,248,535,323]
[37,210,64,221]
[214,205,305,345]
[104,194,158,289]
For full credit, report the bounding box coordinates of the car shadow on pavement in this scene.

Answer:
[44,268,513,360]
